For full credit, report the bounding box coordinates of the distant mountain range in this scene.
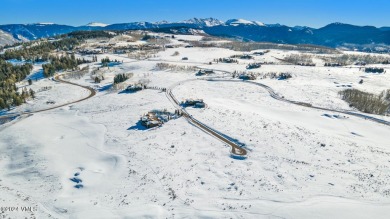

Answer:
[0,18,389,48]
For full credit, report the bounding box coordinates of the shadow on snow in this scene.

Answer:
[128,121,148,131]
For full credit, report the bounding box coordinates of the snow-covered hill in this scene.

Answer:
[0,29,18,46]
[225,18,265,26]
[86,22,108,27]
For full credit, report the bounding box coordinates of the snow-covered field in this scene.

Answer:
[1,34,390,218]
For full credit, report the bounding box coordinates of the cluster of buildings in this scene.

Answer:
[239,54,254,59]
[238,72,257,80]
[324,62,342,67]
[252,51,265,56]
[297,62,316,66]
[354,61,367,66]
[126,83,145,92]
[364,67,385,73]
[78,48,104,55]
[78,42,164,56]
[278,72,293,80]
[140,110,177,129]
[214,58,238,63]
[139,99,206,129]
[230,54,254,60]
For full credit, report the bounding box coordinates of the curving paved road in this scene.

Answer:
[198,67,390,126]
[2,61,388,159]
[0,74,96,120]
[165,80,247,157]
[165,68,390,157]
[207,78,390,126]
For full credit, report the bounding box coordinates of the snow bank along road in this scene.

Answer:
[0,74,96,120]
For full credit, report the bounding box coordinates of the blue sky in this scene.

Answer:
[2,0,389,27]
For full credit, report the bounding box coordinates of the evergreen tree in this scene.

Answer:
[94,76,101,83]
[0,98,5,109]
[29,88,35,99]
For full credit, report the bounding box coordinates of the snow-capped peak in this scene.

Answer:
[266,23,283,27]
[332,22,346,25]
[253,21,266,26]
[293,26,309,30]
[37,22,55,25]
[181,18,224,27]
[86,22,108,27]
[28,22,55,26]
[154,20,170,25]
[225,19,265,26]
[226,19,252,26]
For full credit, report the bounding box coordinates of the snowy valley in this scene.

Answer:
[0,30,390,219]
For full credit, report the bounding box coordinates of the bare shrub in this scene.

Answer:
[201,36,222,41]
[283,54,314,65]
[364,67,385,73]
[64,66,89,79]
[154,63,197,72]
[112,73,134,90]
[213,58,239,63]
[318,54,390,65]
[219,42,338,54]
[186,41,216,48]
[232,71,293,80]
[379,90,390,101]
[339,89,390,115]
[128,50,159,60]
[147,37,171,45]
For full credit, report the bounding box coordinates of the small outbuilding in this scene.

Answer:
[252,51,264,56]
[239,73,257,80]
[246,63,261,69]
[325,63,342,67]
[183,99,206,108]
[126,83,144,92]
[196,69,214,76]
[240,54,253,59]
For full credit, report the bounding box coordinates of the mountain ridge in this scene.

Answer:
[0,18,389,48]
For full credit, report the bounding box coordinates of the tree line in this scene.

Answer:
[0,38,80,62]
[0,30,120,110]
[42,54,90,77]
[284,54,315,65]
[113,73,129,84]
[64,31,114,40]
[364,67,385,73]
[0,59,34,109]
[319,54,390,66]
[339,89,390,115]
